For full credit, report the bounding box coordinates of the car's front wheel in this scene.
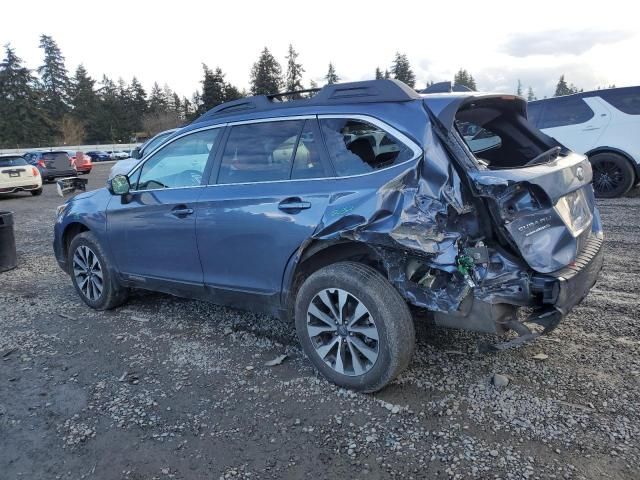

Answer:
[590,152,635,198]
[295,262,415,392]
[68,231,128,310]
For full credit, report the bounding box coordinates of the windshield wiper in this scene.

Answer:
[524,146,562,167]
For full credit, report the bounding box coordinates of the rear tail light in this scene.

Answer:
[31,167,39,176]
[37,159,46,168]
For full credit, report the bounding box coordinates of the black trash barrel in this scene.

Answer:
[0,211,17,272]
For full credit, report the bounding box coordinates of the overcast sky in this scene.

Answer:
[2,0,638,99]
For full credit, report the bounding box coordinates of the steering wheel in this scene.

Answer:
[181,169,203,186]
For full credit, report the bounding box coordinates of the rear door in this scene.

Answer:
[196,118,333,307]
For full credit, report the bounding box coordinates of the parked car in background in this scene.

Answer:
[24,151,77,182]
[528,86,640,197]
[55,80,604,392]
[107,150,129,160]
[109,128,179,179]
[0,154,43,195]
[66,151,93,175]
[85,151,111,162]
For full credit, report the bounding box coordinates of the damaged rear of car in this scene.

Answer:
[54,79,603,392]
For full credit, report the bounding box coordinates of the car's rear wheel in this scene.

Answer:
[590,152,635,198]
[30,188,43,196]
[68,231,128,310]
[295,262,415,392]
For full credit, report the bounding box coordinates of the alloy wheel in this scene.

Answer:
[306,288,379,376]
[73,245,104,301]
[592,159,624,195]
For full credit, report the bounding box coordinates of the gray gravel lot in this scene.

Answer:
[1,162,639,479]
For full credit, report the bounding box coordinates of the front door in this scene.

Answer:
[107,127,224,287]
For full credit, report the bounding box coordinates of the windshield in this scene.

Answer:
[0,157,27,167]
[143,132,173,156]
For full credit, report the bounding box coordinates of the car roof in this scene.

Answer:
[529,85,640,105]
[192,79,421,125]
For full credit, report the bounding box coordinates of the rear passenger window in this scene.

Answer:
[538,98,594,129]
[319,118,413,176]
[217,120,303,184]
[599,88,640,115]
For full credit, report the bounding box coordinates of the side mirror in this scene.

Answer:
[56,177,88,197]
[109,174,130,195]
[130,147,141,159]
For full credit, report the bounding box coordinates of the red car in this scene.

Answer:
[68,151,92,174]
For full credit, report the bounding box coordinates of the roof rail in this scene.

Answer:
[193,79,421,123]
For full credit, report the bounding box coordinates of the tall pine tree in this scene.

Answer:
[325,62,339,85]
[285,44,304,98]
[375,67,384,80]
[69,64,100,142]
[37,35,70,139]
[453,69,477,90]
[390,53,415,88]
[527,86,536,101]
[0,44,50,147]
[250,47,283,95]
[554,75,580,96]
[199,65,227,114]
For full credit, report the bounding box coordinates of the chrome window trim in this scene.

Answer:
[127,123,227,193]
[125,114,423,192]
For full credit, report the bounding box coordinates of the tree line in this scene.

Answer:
[0,35,602,149]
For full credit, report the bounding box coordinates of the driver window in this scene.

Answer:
[133,129,221,191]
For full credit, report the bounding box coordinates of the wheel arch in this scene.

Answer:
[281,239,389,320]
[62,222,90,262]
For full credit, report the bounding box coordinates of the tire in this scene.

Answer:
[68,231,128,310]
[590,152,635,198]
[294,262,415,392]
[30,188,43,196]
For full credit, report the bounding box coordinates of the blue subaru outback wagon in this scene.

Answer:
[54,80,604,391]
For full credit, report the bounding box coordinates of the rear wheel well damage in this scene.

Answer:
[284,241,387,319]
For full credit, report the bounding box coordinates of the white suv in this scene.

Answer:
[528,86,640,197]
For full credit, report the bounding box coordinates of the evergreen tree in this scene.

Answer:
[516,79,523,96]
[0,44,50,147]
[148,82,167,114]
[250,47,283,95]
[325,62,339,85]
[129,77,147,126]
[390,53,415,88]
[69,64,101,142]
[453,69,477,90]
[375,67,384,80]
[37,35,70,139]
[285,44,305,97]
[199,65,228,114]
[384,70,391,80]
[527,86,536,101]
[224,83,243,102]
[425,80,435,89]
[554,75,580,96]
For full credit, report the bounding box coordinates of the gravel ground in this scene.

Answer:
[1,162,639,479]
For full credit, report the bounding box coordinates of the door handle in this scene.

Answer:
[278,198,311,211]
[171,206,194,217]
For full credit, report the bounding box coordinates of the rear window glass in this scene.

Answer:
[0,157,27,167]
[598,88,640,115]
[538,97,594,128]
[319,118,413,176]
[217,120,304,184]
[42,152,69,161]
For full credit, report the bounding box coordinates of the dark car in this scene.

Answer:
[54,80,604,392]
[85,151,111,162]
[24,151,77,182]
